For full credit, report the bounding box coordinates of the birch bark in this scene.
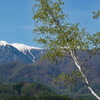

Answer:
[70,50,100,100]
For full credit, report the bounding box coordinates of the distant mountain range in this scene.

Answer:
[0,41,43,64]
[0,40,100,98]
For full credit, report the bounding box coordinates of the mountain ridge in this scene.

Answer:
[0,40,43,63]
[0,40,100,98]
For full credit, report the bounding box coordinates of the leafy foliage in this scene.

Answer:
[33,0,100,99]
[92,10,100,19]
[52,71,82,90]
[33,0,100,63]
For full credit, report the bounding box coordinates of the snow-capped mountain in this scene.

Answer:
[11,43,42,62]
[0,41,43,64]
[11,43,42,53]
[0,41,8,46]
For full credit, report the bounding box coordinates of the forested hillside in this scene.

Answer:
[0,82,73,100]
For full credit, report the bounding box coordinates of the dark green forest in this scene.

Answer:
[0,61,99,100]
[0,82,74,100]
[0,82,97,100]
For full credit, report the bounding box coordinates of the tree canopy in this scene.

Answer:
[33,0,100,99]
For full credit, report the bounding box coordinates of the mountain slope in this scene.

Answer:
[0,40,100,98]
[0,82,73,100]
[0,61,53,85]
[11,43,43,62]
[0,41,43,63]
[0,59,100,97]
[0,42,33,64]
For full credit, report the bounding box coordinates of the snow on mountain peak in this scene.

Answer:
[0,41,42,51]
[11,43,42,63]
[11,43,41,52]
[0,40,8,46]
[0,40,42,63]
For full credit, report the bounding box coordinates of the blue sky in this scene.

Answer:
[0,0,100,47]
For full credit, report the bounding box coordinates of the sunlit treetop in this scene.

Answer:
[33,0,100,61]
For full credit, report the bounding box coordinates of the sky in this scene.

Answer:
[0,0,100,48]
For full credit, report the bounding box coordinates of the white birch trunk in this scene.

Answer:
[47,6,100,99]
[70,50,100,100]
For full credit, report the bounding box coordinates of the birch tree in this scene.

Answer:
[33,0,100,99]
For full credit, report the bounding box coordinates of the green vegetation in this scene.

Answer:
[3,95,73,100]
[0,82,73,100]
[0,82,95,99]
[92,10,100,19]
[0,60,100,99]
[33,0,100,99]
